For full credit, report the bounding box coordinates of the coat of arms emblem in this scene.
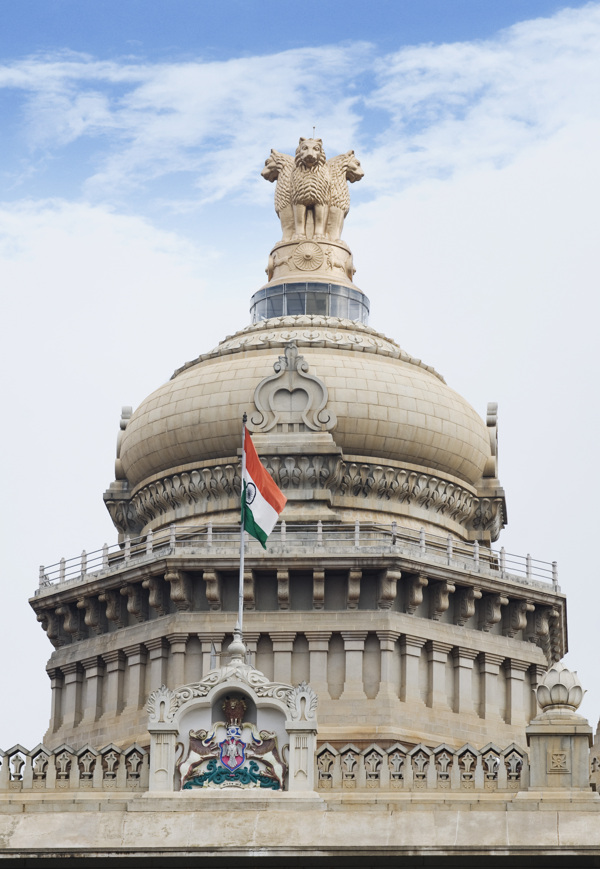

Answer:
[178,695,287,790]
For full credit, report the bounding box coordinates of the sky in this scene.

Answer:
[1,0,599,748]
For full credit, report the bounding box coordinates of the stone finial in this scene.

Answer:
[536,661,584,713]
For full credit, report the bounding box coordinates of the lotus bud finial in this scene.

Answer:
[536,660,584,712]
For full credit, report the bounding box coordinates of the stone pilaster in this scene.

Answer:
[167,633,188,689]
[145,638,168,691]
[452,647,479,715]
[305,631,331,700]
[61,662,83,730]
[47,667,63,733]
[339,631,368,700]
[197,633,225,676]
[102,650,125,717]
[504,658,530,725]
[400,635,426,704]
[243,632,260,669]
[80,656,104,724]
[376,630,400,700]
[270,632,296,684]
[479,653,505,720]
[123,643,147,711]
[426,641,453,709]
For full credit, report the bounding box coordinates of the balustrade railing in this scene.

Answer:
[36,521,559,594]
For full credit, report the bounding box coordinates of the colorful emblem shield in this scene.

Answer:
[219,726,246,771]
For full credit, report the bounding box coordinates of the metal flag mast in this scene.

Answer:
[237,412,248,644]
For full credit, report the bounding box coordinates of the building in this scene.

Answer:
[1,136,599,866]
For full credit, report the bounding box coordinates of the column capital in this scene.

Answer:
[376,630,400,651]
[269,631,296,651]
[197,632,225,645]
[452,646,479,663]
[305,631,332,643]
[81,655,104,673]
[504,658,530,675]
[427,640,453,659]
[166,632,189,650]
[400,634,427,653]
[61,661,82,679]
[103,649,125,670]
[480,652,505,672]
[123,643,147,662]
[145,637,168,656]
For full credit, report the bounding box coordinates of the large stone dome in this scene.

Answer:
[106,315,505,543]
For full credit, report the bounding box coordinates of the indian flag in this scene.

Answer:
[242,429,287,548]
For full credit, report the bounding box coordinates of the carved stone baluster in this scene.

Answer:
[312,569,325,610]
[378,568,400,610]
[142,576,167,617]
[120,583,147,623]
[277,569,290,610]
[165,570,193,612]
[99,588,127,628]
[347,568,361,610]
[76,596,104,635]
[405,575,428,615]
[429,581,455,621]
[203,569,221,612]
[454,586,482,627]
[503,598,535,638]
[479,594,508,632]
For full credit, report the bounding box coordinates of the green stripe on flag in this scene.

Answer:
[242,485,268,549]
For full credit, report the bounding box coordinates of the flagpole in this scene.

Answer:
[238,412,247,642]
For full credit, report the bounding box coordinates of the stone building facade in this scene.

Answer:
[3,137,599,865]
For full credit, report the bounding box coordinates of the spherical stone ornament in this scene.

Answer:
[536,660,584,712]
[293,242,324,271]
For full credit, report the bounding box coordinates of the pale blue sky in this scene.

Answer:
[1,1,599,747]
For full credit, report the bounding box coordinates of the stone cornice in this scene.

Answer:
[104,456,506,541]
[171,315,445,384]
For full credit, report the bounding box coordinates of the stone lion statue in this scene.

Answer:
[261,149,295,242]
[291,137,330,240]
[326,150,364,241]
[262,138,364,243]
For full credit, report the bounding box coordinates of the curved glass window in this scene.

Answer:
[250,282,370,325]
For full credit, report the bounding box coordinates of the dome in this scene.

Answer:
[120,316,490,491]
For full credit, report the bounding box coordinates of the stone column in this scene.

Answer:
[197,633,225,676]
[47,668,63,733]
[167,633,188,689]
[339,631,368,700]
[61,662,83,729]
[400,635,426,704]
[530,663,547,721]
[305,631,331,700]
[479,653,505,720]
[102,650,125,717]
[123,644,147,711]
[426,641,453,709]
[452,647,479,714]
[504,659,529,725]
[146,637,168,690]
[376,630,400,700]
[270,632,296,684]
[80,656,104,724]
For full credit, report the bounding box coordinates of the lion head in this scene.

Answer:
[295,137,326,168]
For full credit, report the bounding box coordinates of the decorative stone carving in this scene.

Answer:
[147,685,178,724]
[480,593,508,632]
[312,569,325,610]
[262,139,363,243]
[430,581,455,621]
[251,343,336,434]
[277,569,290,610]
[289,681,318,721]
[98,589,126,628]
[504,599,535,638]
[536,661,584,712]
[203,569,221,611]
[483,402,499,478]
[76,596,104,635]
[55,603,85,640]
[378,567,400,609]
[347,568,361,609]
[261,149,295,242]
[164,570,192,612]
[120,584,146,622]
[115,406,132,481]
[455,586,482,626]
[406,575,428,615]
[142,576,167,617]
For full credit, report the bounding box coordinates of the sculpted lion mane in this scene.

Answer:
[290,137,330,239]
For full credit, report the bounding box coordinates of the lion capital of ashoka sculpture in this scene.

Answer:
[261,137,364,243]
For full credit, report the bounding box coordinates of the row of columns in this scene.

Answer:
[48,630,546,734]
